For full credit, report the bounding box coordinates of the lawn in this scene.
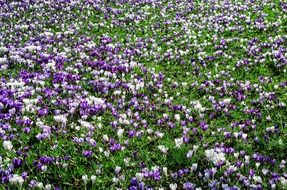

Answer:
[0,0,287,189]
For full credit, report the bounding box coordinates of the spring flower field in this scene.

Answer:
[0,0,287,189]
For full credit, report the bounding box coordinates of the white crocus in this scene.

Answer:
[9,174,24,186]
[186,150,193,158]
[223,98,231,104]
[158,145,168,153]
[253,176,262,183]
[174,138,183,148]
[117,128,124,138]
[163,167,168,176]
[280,177,287,187]
[191,163,198,171]
[102,135,109,142]
[169,183,177,190]
[0,57,8,64]
[41,165,47,172]
[45,184,52,190]
[91,175,97,184]
[37,182,44,189]
[54,114,67,125]
[205,149,225,164]
[3,141,13,151]
[135,173,144,181]
[82,175,88,185]
[174,114,180,121]
[115,166,121,174]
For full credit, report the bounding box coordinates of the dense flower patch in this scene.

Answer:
[0,0,287,189]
